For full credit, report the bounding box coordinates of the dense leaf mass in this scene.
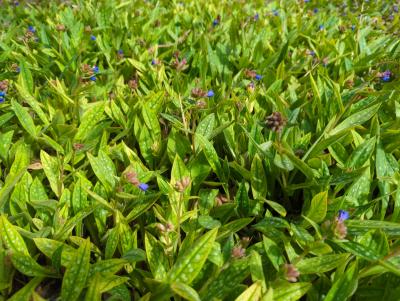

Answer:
[0,0,400,300]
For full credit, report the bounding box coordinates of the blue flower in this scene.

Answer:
[0,91,5,97]
[351,25,356,31]
[394,5,399,13]
[255,74,263,80]
[207,90,214,97]
[90,76,96,81]
[118,49,123,55]
[14,1,20,6]
[337,210,349,221]
[138,183,149,191]
[381,70,391,82]
[28,26,36,33]
[304,0,310,2]
[0,97,4,103]
[254,13,259,21]
[90,35,96,41]
[151,59,157,65]
[212,19,219,26]
[319,25,324,30]
[313,8,318,13]
[272,9,279,16]
[16,67,20,73]
[92,65,99,73]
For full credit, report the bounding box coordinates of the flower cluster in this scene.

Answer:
[191,87,214,98]
[125,171,149,192]
[266,112,287,132]
[379,70,392,82]
[174,177,191,192]
[0,80,9,103]
[81,64,99,81]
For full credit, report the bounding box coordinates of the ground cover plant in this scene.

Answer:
[1,0,400,300]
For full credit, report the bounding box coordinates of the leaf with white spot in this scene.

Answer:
[167,228,218,284]
[0,215,29,255]
[61,239,91,301]
[88,151,116,192]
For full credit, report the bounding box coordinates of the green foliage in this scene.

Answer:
[0,0,399,300]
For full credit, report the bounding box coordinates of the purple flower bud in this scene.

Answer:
[90,76,96,81]
[207,90,214,97]
[304,0,310,2]
[138,183,149,191]
[394,5,399,13]
[151,59,157,65]
[337,210,349,221]
[16,67,20,73]
[255,74,263,80]
[90,35,96,41]
[118,49,124,55]
[313,8,318,13]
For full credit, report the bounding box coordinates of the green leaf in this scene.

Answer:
[303,191,328,226]
[251,154,267,200]
[196,134,225,182]
[273,282,312,301]
[88,151,116,192]
[346,220,400,237]
[202,258,249,301]
[40,150,62,197]
[263,236,285,271]
[329,103,380,136]
[171,282,201,301]
[11,100,37,138]
[75,102,106,141]
[324,260,358,301]
[61,239,91,301]
[145,232,169,280]
[296,253,350,274]
[234,281,262,301]
[167,228,218,284]
[8,277,44,301]
[10,251,56,277]
[0,215,29,255]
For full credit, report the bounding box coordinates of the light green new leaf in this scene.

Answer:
[234,281,262,301]
[251,154,267,200]
[171,282,201,301]
[145,232,169,280]
[10,251,56,277]
[8,277,44,301]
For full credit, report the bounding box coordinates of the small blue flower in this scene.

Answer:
[118,49,123,55]
[207,90,214,97]
[212,19,219,26]
[28,26,36,33]
[16,67,20,73]
[92,65,99,73]
[254,13,259,21]
[313,8,318,13]
[351,25,356,31]
[90,76,96,81]
[0,91,5,97]
[394,5,399,13]
[272,9,279,16]
[151,59,157,65]
[304,0,310,2]
[319,25,324,30]
[255,74,263,80]
[337,210,349,221]
[90,35,96,41]
[381,70,391,82]
[138,183,149,191]
[0,97,4,103]
[14,1,20,6]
